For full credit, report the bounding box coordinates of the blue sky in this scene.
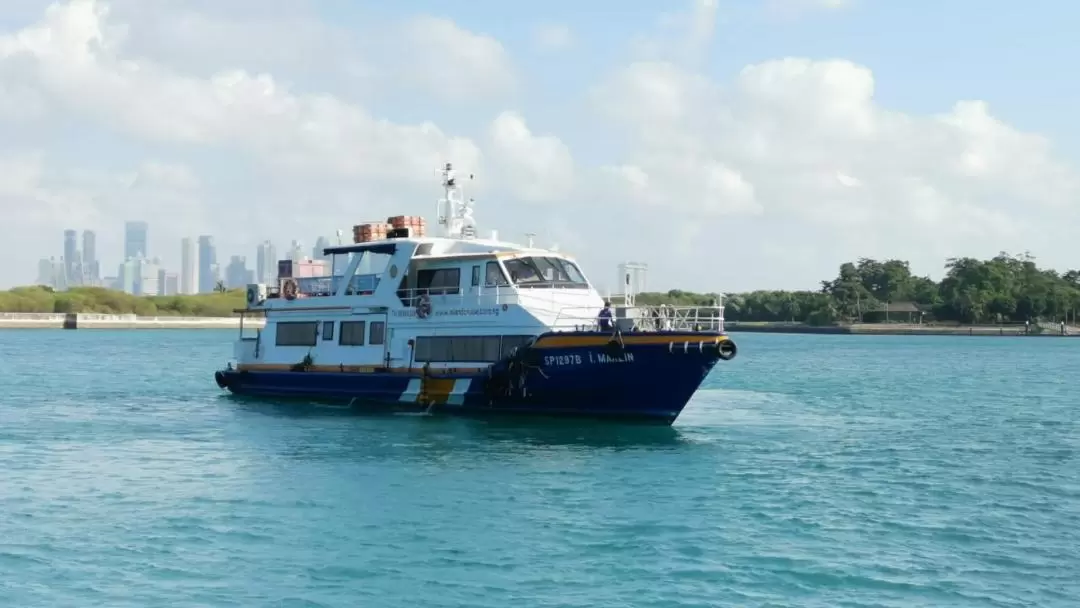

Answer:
[1,0,1076,292]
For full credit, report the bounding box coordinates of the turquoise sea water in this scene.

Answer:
[1,330,1078,607]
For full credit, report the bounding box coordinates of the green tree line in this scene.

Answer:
[0,285,247,317]
[637,253,1080,326]
[4,252,1079,325]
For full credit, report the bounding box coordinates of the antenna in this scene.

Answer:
[436,162,477,240]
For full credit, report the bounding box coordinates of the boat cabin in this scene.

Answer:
[232,162,723,373]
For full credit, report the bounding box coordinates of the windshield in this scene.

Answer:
[503,256,589,289]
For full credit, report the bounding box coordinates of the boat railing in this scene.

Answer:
[394,284,516,308]
[551,304,726,332]
[267,273,381,299]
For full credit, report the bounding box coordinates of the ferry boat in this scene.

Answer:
[213,163,737,424]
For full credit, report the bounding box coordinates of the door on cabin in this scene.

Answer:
[336,314,389,368]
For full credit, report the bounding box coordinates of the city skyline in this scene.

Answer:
[34,220,345,295]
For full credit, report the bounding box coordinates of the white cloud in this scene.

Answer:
[91,0,371,86]
[0,151,210,272]
[131,161,200,191]
[0,0,485,180]
[633,0,721,65]
[532,23,572,52]
[589,54,1079,286]
[488,111,574,203]
[0,0,508,284]
[765,0,853,18]
[396,15,516,101]
[1,0,1076,293]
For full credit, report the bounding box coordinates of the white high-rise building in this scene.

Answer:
[181,237,197,294]
[136,258,160,296]
[256,240,277,284]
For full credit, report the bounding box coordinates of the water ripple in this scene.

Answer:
[0,331,1078,606]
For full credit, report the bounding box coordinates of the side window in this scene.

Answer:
[485,261,508,286]
[339,321,366,346]
[471,265,480,287]
[322,321,335,341]
[369,321,386,345]
[275,322,318,346]
[416,268,461,295]
[413,336,515,363]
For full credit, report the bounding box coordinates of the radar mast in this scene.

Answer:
[436,162,476,239]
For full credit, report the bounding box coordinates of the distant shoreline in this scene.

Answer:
[724,322,1077,337]
[0,313,265,330]
[2,313,1075,337]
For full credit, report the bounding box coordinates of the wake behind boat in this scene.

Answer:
[213,163,737,424]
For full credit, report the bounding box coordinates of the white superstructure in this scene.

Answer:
[234,163,723,372]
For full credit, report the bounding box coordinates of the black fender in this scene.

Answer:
[717,339,737,361]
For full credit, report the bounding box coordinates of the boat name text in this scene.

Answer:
[544,352,636,366]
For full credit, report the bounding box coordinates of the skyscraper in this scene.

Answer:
[312,236,331,262]
[198,235,217,293]
[63,229,78,286]
[82,230,98,285]
[288,240,304,264]
[180,237,197,294]
[225,256,252,289]
[135,258,160,296]
[124,221,148,260]
[37,259,55,287]
[256,240,277,284]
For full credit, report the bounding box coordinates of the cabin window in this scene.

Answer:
[339,321,366,346]
[322,321,335,341]
[503,257,588,289]
[479,336,502,361]
[413,335,523,363]
[485,261,508,286]
[370,321,386,345]
[471,265,480,287]
[415,336,447,362]
[275,321,318,347]
[558,259,588,284]
[416,268,461,296]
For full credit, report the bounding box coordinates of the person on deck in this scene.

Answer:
[597,301,613,331]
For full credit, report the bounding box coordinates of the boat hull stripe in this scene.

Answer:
[400,378,422,402]
[447,378,471,405]
[532,333,730,348]
[236,364,485,374]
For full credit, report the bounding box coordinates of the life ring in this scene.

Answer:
[717,339,737,361]
[246,285,258,306]
[416,293,432,319]
[282,278,299,301]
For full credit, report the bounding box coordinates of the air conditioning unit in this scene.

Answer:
[246,283,267,307]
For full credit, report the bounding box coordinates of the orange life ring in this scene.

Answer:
[282,278,299,301]
[416,293,432,318]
